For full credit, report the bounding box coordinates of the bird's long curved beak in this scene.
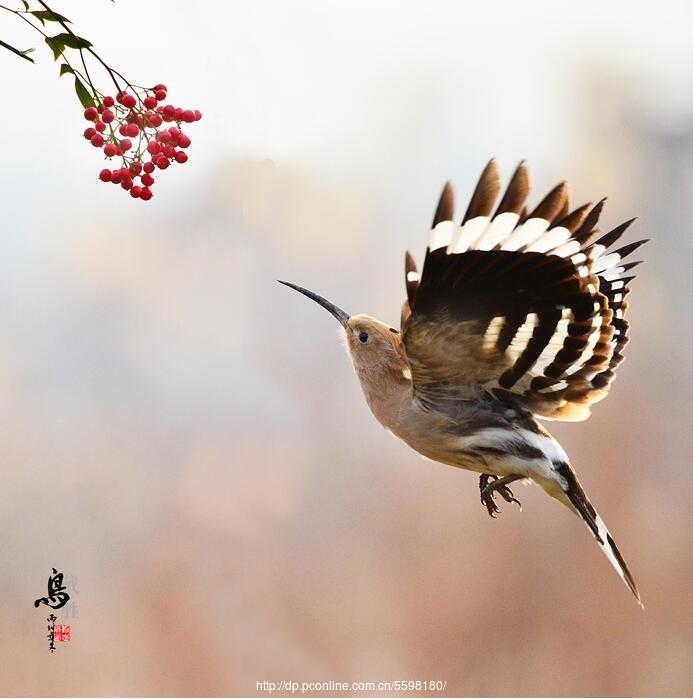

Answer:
[278,280,350,327]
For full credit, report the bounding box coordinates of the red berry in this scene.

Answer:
[182,109,195,123]
[103,95,115,107]
[153,83,167,92]
[143,162,155,174]
[163,144,176,158]
[121,93,137,109]
[103,143,118,157]
[143,96,157,110]
[118,123,128,136]
[177,134,191,148]
[111,170,121,184]
[169,126,181,138]
[101,109,115,124]
[174,150,188,164]
[126,123,139,137]
[121,179,133,190]
[174,107,183,120]
[95,121,107,133]
[157,131,171,143]
[130,186,142,198]
[149,113,163,127]
[193,110,202,121]
[120,139,132,152]
[84,127,96,140]
[140,187,153,201]
[154,89,167,101]
[146,141,161,155]
[99,168,112,182]
[84,106,98,121]
[162,105,176,119]
[156,156,169,170]
[116,91,126,104]
[140,173,154,186]
[129,162,142,175]
[90,134,105,147]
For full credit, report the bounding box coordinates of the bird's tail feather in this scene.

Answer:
[555,462,642,607]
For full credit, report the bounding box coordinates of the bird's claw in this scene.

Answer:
[479,474,522,518]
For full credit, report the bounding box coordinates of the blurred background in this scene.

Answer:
[1,0,692,695]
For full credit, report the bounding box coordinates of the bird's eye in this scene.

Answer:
[358,331,369,344]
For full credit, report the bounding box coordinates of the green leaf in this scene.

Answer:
[74,76,95,108]
[44,35,65,60]
[30,10,72,25]
[59,63,74,77]
[0,38,35,63]
[51,33,92,50]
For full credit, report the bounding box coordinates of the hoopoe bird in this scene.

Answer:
[280,160,646,605]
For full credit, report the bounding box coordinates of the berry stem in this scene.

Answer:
[34,0,126,95]
[0,4,93,88]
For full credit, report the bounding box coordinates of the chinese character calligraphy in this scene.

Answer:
[34,567,70,610]
[35,567,76,652]
[47,614,56,653]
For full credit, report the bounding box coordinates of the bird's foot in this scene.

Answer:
[479,474,522,518]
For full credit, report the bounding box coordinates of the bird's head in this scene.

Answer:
[278,281,405,377]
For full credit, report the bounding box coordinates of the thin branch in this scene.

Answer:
[0,36,34,61]
[35,0,125,93]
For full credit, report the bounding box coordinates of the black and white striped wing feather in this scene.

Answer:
[402,160,646,421]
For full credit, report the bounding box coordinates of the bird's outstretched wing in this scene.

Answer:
[401,160,646,421]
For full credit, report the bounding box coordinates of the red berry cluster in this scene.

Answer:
[83,83,201,200]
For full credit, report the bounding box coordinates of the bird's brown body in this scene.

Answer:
[345,314,568,500]
[281,160,646,605]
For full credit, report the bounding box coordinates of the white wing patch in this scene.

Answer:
[507,313,539,359]
[447,216,490,254]
[538,379,568,393]
[525,226,571,253]
[563,315,602,375]
[500,218,550,252]
[592,252,621,274]
[472,212,521,251]
[482,316,506,352]
[602,266,625,281]
[428,220,456,252]
[551,240,581,258]
[530,308,573,376]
